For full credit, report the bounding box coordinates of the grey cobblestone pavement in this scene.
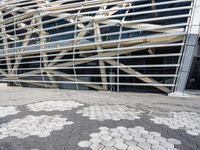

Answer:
[0,87,200,150]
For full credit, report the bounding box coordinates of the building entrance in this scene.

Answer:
[186,57,200,90]
[186,38,200,94]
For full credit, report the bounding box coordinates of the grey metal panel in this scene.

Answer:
[174,0,200,94]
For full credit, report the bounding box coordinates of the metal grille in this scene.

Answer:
[0,0,194,93]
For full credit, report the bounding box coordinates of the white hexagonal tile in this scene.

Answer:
[114,142,128,150]
[0,106,20,118]
[78,126,182,150]
[78,141,92,147]
[150,111,200,136]
[0,115,72,139]
[127,145,142,150]
[26,101,83,111]
[76,105,144,121]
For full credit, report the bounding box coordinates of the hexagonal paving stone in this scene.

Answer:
[0,106,20,118]
[26,100,84,111]
[76,105,144,121]
[114,142,128,149]
[150,111,200,136]
[0,115,73,139]
[90,137,102,143]
[78,126,182,150]
[78,141,92,148]
[127,145,142,150]
[100,135,112,141]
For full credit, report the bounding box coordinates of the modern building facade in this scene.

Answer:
[0,0,199,94]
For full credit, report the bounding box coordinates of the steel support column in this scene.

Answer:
[170,0,200,96]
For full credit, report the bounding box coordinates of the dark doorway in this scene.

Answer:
[186,37,200,92]
[186,57,200,90]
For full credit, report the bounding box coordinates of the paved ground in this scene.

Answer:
[0,86,200,150]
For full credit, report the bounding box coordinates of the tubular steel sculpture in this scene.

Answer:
[0,0,199,93]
